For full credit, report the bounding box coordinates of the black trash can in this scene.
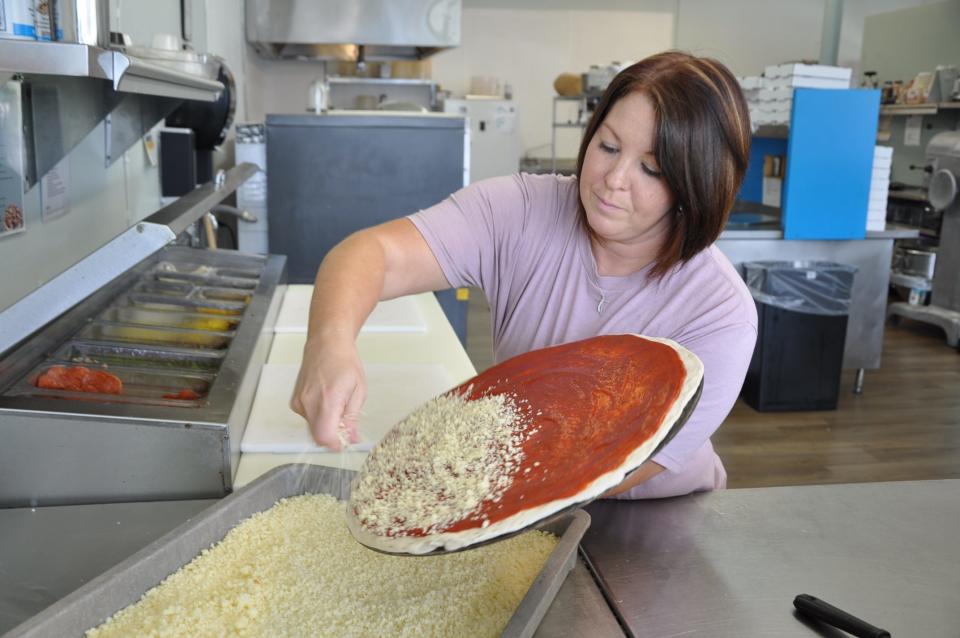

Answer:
[741,261,857,411]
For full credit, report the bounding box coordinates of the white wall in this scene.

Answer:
[431,4,675,159]
[838,0,947,78]
[675,0,822,77]
[112,0,181,48]
[674,0,942,80]
[860,0,960,83]
[202,0,941,166]
[112,0,208,49]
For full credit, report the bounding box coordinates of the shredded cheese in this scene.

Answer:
[350,391,530,539]
[86,494,557,638]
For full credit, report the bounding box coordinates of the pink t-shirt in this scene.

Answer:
[409,173,757,499]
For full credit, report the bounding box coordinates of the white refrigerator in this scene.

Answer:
[443,98,521,183]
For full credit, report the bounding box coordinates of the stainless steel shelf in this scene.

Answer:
[880,102,960,116]
[327,76,435,86]
[551,95,588,170]
[889,188,930,203]
[0,40,223,102]
[0,40,110,79]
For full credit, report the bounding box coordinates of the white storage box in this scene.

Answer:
[764,63,853,81]
[766,76,851,89]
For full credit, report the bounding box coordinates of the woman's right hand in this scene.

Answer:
[287,218,450,450]
[290,337,366,451]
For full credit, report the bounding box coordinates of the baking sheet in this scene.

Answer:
[274,285,427,334]
[241,362,455,453]
[3,464,590,638]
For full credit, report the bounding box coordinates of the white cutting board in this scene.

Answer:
[241,362,455,453]
[274,285,427,334]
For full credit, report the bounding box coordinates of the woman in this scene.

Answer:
[291,51,757,499]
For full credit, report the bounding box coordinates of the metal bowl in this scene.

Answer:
[896,247,937,279]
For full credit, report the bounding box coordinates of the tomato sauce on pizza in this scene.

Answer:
[437,334,685,534]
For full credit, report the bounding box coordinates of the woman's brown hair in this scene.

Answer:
[576,51,751,278]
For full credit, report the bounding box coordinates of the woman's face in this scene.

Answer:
[579,91,675,254]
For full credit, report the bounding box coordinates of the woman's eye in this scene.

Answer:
[641,163,662,178]
[599,142,617,154]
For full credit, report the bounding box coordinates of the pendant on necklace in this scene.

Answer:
[597,296,606,313]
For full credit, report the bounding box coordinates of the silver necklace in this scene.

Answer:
[587,276,610,314]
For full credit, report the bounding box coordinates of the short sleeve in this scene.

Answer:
[653,320,757,470]
[408,173,567,298]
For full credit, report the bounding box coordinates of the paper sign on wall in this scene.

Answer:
[904,115,922,147]
[494,105,516,133]
[41,158,71,221]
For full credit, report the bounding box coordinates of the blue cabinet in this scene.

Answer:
[741,88,881,240]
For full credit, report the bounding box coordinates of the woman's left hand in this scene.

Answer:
[601,461,666,498]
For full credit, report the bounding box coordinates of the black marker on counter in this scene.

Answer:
[793,594,891,638]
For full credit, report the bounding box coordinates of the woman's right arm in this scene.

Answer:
[289,217,450,450]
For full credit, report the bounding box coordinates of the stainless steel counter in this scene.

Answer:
[718,225,920,240]
[0,500,214,634]
[582,480,960,638]
[0,500,623,637]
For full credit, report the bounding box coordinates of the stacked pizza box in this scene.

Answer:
[738,75,764,100]
[763,63,853,89]
[740,64,853,128]
[867,146,893,232]
[737,75,768,128]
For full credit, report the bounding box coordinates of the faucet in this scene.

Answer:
[210,204,258,223]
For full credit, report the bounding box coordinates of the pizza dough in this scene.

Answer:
[347,334,704,554]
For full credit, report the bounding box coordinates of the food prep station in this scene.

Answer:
[4,474,960,637]
[0,280,631,638]
[0,166,286,508]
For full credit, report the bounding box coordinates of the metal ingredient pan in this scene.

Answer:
[52,340,226,372]
[3,464,590,638]
[5,361,214,406]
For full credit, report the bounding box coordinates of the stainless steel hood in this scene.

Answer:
[246,0,461,61]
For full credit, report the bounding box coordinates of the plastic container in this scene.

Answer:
[741,261,856,411]
[889,271,932,306]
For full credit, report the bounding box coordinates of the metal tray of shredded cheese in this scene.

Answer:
[5,464,590,638]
